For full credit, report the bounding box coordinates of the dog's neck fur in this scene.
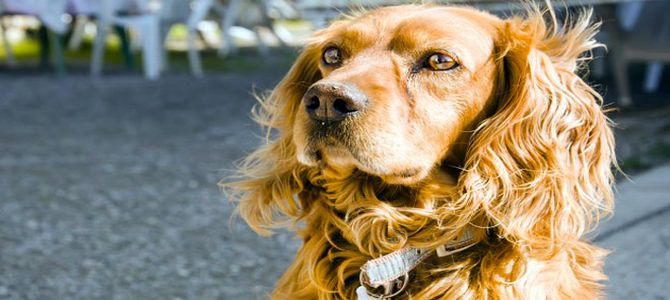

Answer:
[270,163,607,299]
[286,163,484,296]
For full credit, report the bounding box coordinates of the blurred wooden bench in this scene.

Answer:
[598,1,670,107]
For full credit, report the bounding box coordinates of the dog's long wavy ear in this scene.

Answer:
[459,7,615,254]
[222,45,322,236]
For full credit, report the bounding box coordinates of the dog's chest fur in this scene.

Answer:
[269,167,606,299]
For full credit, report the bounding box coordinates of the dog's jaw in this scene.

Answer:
[296,142,437,185]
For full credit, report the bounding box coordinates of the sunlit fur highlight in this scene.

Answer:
[223,4,615,299]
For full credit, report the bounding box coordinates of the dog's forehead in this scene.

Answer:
[391,8,499,46]
[323,6,500,63]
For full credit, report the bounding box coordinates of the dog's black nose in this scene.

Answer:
[303,82,368,123]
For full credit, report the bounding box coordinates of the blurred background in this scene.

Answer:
[0,0,668,299]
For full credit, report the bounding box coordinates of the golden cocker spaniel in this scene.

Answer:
[225,3,615,299]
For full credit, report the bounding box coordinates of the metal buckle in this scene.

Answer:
[360,271,410,299]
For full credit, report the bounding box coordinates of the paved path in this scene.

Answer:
[0,71,298,299]
[597,165,670,300]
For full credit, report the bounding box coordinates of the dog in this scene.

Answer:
[224,3,615,299]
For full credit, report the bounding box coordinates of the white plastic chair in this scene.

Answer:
[0,0,68,71]
[213,0,242,57]
[91,0,162,79]
[157,0,245,76]
[0,0,68,33]
[159,0,215,77]
[66,0,100,51]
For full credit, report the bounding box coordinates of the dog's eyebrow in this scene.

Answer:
[320,24,378,52]
[389,24,465,52]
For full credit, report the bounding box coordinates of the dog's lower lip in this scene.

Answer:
[311,119,345,129]
[391,168,421,178]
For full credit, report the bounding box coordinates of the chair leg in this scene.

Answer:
[218,21,234,57]
[272,23,292,47]
[187,27,203,77]
[643,62,663,93]
[160,24,169,73]
[0,19,17,67]
[590,46,607,79]
[218,0,241,57]
[254,26,269,56]
[611,53,632,107]
[139,17,161,80]
[115,26,134,69]
[48,30,66,76]
[38,25,50,68]
[91,23,109,76]
[67,16,87,50]
[185,0,214,76]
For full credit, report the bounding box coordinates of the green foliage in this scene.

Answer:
[619,156,651,173]
[648,142,670,159]
[1,34,298,73]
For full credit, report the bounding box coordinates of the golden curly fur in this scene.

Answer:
[223,3,615,299]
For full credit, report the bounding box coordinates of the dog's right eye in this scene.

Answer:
[425,53,459,71]
[322,47,342,65]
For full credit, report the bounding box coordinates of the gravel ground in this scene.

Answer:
[0,63,669,299]
[0,68,300,299]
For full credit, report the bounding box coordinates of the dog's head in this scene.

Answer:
[292,6,502,185]
[226,4,614,255]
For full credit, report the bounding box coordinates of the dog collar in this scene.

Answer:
[357,227,477,300]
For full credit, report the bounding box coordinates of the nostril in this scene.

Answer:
[332,98,356,114]
[306,96,320,111]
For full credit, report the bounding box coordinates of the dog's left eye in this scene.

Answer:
[425,53,458,71]
[322,47,342,65]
